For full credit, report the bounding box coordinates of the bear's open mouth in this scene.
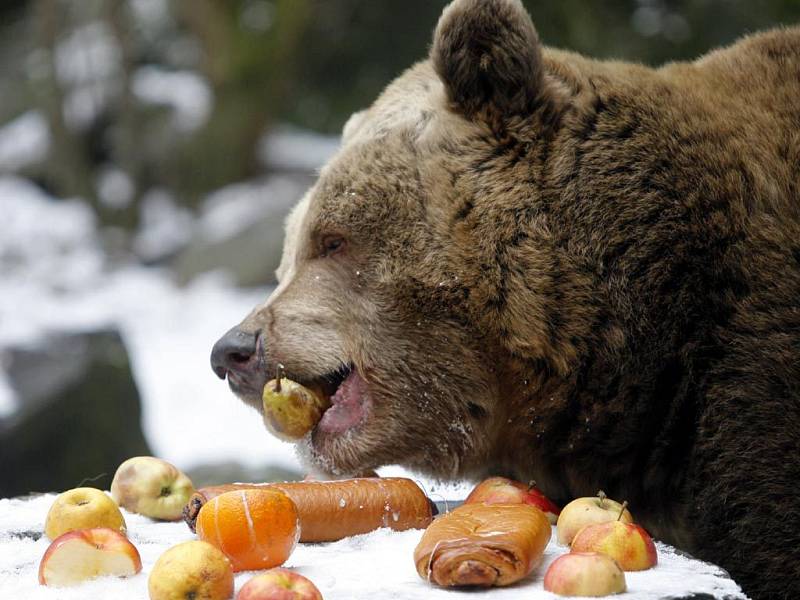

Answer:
[309,364,372,435]
[314,363,353,399]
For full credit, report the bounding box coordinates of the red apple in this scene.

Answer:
[556,491,633,545]
[238,568,323,600]
[544,552,627,596]
[38,527,142,587]
[571,520,658,571]
[464,476,560,523]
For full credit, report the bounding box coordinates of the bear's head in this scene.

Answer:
[211,0,573,478]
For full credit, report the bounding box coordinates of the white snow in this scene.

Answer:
[55,22,120,86]
[129,0,171,32]
[0,493,745,599]
[198,176,300,242]
[0,111,50,172]
[97,166,135,209]
[131,66,212,132]
[54,21,121,129]
[258,125,341,172]
[132,188,194,261]
[0,178,103,330]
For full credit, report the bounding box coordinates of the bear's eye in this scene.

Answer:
[321,235,346,257]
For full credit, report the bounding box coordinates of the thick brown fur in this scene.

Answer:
[222,1,800,597]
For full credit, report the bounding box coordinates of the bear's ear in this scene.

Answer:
[431,0,552,132]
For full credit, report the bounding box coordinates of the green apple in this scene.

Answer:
[262,378,330,441]
[111,456,195,521]
[556,491,633,546]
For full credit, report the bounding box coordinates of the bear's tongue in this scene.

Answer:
[317,369,369,433]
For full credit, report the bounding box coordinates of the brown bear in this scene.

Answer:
[210,1,800,597]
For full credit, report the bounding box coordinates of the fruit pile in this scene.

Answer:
[34,376,661,599]
[546,491,657,596]
[37,456,323,599]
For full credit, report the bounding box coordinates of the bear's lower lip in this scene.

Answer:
[316,369,371,434]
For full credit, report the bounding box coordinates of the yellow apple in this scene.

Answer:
[262,377,330,441]
[38,527,141,587]
[44,487,126,540]
[148,540,234,600]
[111,456,195,521]
[544,552,627,596]
[556,491,633,546]
[238,568,323,600]
[571,520,658,570]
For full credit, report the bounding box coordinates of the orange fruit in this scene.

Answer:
[195,488,300,572]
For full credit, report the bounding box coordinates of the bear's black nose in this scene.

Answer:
[210,327,258,379]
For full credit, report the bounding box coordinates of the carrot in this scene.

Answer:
[183,477,435,542]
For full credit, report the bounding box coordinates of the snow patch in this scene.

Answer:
[0,493,745,599]
[129,0,171,30]
[55,22,120,86]
[133,188,194,261]
[0,111,50,172]
[132,66,212,132]
[198,176,299,243]
[258,125,341,172]
[97,166,135,209]
[0,177,102,316]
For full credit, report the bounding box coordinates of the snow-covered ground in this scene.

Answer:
[0,493,745,599]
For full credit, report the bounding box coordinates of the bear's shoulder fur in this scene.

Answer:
[363,9,800,597]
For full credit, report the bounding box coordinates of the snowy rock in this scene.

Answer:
[0,330,151,497]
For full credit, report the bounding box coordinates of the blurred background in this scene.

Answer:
[1,0,798,497]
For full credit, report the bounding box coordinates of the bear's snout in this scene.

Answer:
[210,326,265,395]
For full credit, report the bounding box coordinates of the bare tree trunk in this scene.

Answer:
[172,0,312,201]
[104,0,143,232]
[32,0,98,209]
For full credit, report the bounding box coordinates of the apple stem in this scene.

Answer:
[527,480,536,491]
[276,363,285,393]
[597,490,607,509]
[617,500,628,521]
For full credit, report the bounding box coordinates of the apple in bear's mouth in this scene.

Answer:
[260,363,373,441]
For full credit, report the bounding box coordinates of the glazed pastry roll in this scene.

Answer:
[414,503,551,587]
